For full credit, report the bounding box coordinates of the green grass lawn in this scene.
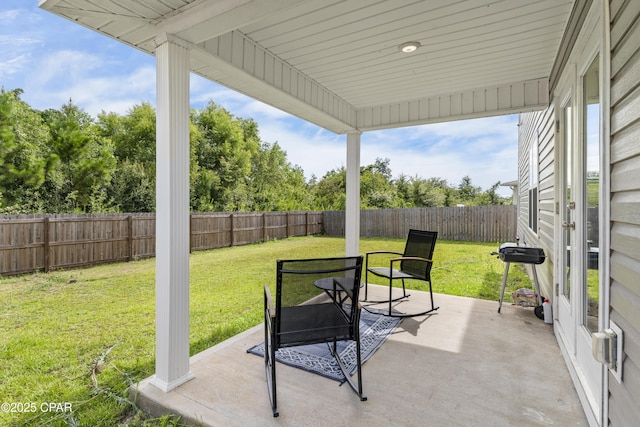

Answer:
[0,236,531,426]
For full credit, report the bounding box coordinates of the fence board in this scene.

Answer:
[0,211,323,275]
[1,207,514,276]
[323,206,517,242]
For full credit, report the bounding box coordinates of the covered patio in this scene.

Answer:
[132,286,587,426]
[37,0,590,424]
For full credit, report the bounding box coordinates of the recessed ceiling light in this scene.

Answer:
[398,41,421,53]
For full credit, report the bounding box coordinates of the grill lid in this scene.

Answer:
[494,243,546,264]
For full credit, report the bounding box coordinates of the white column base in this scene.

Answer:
[150,372,195,393]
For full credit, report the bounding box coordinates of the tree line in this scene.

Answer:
[0,88,511,214]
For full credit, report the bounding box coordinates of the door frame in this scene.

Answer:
[552,1,610,425]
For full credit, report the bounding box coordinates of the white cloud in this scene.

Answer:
[0,9,19,21]
[253,117,344,177]
[0,53,29,80]
[362,136,514,188]
[0,32,41,79]
[19,48,156,115]
[29,50,103,87]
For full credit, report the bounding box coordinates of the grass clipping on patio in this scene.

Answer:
[0,235,530,426]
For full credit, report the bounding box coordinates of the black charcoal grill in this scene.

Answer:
[496,243,546,264]
[492,243,547,318]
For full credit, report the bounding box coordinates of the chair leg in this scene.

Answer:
[355,336,366,401]
[330,339,367,401]
[365,279,438,318]
[364,272,411,304]
[383,278,411,315]
[429,280,436,311]
[264,326,278,416]
[364,261,369,301]
[388,280,393,316]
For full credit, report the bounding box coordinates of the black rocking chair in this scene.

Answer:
[263,256,366,417]
[364,229,439,318]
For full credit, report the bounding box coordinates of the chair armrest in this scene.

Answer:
[264,284,276,318]
[366,250,403,256]
[390,256,433,263]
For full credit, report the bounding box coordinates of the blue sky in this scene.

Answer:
[1,1,518,196]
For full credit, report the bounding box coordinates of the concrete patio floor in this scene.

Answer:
[132,285,588,426]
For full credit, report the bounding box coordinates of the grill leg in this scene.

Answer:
[531,266,543,306]
[498,262,510,313]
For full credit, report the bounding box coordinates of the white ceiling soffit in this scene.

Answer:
[39,0,574,134]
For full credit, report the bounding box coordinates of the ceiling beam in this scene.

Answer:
[356,78,549,131]
[157,0,308,45]
[192,30,357,133]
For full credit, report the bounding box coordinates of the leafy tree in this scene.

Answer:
[395,174,412,207]
[457,175,481,204]
[360,158,401,209]
[191,101,257,211]
[41,100,116,212]
[0,89,50,212]
[474,182,505,205]
[103,103,156,171]
[0,87,512,214]
[311,167,346,210]
[98,104,156,212]
[109,160,155,212]
[311,158,403,210]
[409,176,447,207]
[250,141,312,211]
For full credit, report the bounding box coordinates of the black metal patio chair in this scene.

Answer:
[363,229,439,318]
[263,256,366,417]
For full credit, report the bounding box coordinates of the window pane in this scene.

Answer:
[563,102,572,299]
[583,55,600,333]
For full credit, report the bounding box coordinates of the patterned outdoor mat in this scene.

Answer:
[247,307,401,382]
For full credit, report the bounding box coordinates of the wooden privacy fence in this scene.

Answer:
[1,207,515,276]
[0,211,323,276]
[323,205,517,242]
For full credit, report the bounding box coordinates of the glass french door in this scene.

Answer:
[555,52,604,424]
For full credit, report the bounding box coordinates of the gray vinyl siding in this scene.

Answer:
[609,0,640,425]
[517,108,555,302]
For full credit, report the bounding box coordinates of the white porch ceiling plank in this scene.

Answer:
[292,8,568,76]
[239,0,346,40]
[43,0,163,51]
[324,41,557,98]
[325,51,552,102]
[51,6,154,25]
[331,52,553,108]
[269,0,566,62]
[308,19,564,82]
[245,0,423,49]
[101,0,169,19]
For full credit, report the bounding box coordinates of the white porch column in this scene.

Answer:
[345,131,361,256]
[152,38,193,392]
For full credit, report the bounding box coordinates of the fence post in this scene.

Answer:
[230,213,234,247]
[305,212,309,236]
[128,215,134,261]
[286,212,290,238]
[189,214,193,253]
[43,217,50,273]
[263,213,267,242]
